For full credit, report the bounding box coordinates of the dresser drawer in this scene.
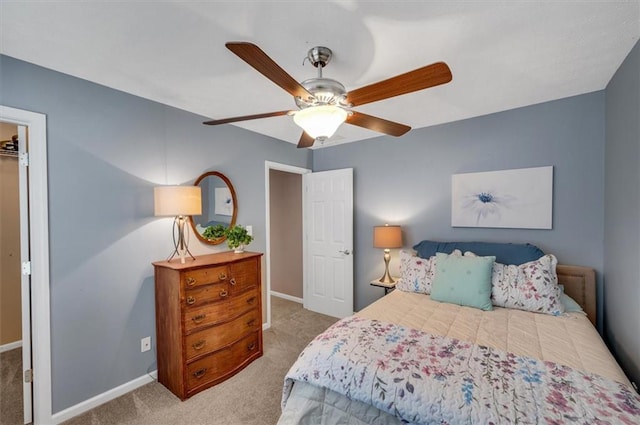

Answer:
[184,289,259,333]
[186,331,260,392]
[185,309,260,360]
[183,282,230,308]
[229,258,259,294]
[183,265,230,289]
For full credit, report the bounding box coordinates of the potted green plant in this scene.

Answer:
[202,224,226,241]
[225,225,253,253]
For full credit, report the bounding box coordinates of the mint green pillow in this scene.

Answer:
[430,252,495,311]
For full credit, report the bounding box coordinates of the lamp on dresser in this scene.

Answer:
[373,224,402,284]
[154,185,202,264]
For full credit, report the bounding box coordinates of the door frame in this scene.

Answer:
[0,106,52,424]
[17,123,32,424]
[264,161,311,329]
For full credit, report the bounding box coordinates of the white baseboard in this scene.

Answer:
[51,370,158,424]
[270,290,303,304]
[0,340,22,353]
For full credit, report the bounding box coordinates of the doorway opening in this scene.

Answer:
[0,122,24,423]
[0,106,51,424]
[264,161,310,329]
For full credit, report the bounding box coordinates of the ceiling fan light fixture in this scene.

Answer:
[208,42,452,147]
[293,105,347,140]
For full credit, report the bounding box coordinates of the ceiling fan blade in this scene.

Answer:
[346,62,452,107]
[203,110,291,126]
[346,111,411,137]
[297,132,315,149]
[226,42,311,99]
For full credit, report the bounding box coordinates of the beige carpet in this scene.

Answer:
[62,296,338,425]
[0,347,23,425]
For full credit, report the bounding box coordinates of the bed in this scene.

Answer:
[278,244,640,424]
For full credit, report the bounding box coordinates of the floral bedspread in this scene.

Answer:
[283,316,640,424]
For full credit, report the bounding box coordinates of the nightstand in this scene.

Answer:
[370,279,398,295]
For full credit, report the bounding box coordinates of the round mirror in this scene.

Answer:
[189,171,237,245]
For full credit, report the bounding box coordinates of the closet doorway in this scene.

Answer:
[0,122,25,423]
[0,106,51,424]
[264,162,310,329]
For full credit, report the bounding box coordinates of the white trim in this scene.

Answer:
[0,340,22,353]
[302,174,309,312]
[51,371,158,424]
[264,161,311,331]
[262,322,271,331]
[0,106,51,425]
[18,123,32,424]
[270,290,303,304]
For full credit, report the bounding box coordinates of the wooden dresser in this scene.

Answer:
[153,251,263,400]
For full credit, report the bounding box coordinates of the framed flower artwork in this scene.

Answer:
[451,166,553,229]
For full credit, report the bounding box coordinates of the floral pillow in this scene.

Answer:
[465,252,565,315]
[396,250,463,294]
[396,250,436,294]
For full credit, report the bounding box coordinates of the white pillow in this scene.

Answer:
[465,251,565,315]
[558,284,586,315]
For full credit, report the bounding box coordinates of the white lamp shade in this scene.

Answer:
[154,186,202,217]
[293,105,348,139]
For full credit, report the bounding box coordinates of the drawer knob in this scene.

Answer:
[247,319,256,327]
[229,278,236,286]
[219,272,227,281]
[219,289,229,298]
[186,296,196,305]
[193,368,207,379]
[247,342,256,351]
[247,296,256,305]
[192,314,206,324]
[186,277,196,286]
[192,340,206,350]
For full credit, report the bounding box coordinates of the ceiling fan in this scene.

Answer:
[203,42,452,148]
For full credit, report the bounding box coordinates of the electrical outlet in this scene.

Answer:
[246,225,253,236]
[141,336,151,353]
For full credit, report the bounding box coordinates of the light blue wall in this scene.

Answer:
[314,92,606,325]
[2,46,636,413]
[0,55,311,413]
[604,40,640,387]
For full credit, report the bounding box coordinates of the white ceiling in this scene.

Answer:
[1,1,638,148]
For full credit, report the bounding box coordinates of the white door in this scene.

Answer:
[17,124,32,424]
[303,168,353,318]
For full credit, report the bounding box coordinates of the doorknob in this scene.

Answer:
[338,249,351,255]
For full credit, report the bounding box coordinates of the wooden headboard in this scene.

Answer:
[556,264,597,326]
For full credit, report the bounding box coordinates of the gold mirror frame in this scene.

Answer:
[188,171,238,245]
